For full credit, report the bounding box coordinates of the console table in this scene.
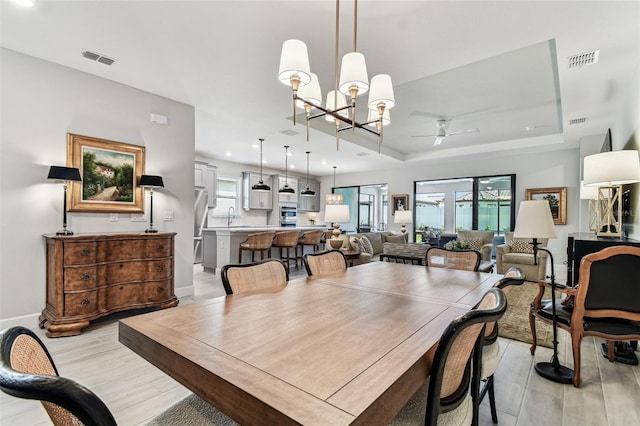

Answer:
[567,232,640,287]
[40,232,178,337]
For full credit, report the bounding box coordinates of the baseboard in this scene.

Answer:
[175,285,195,299]
[0,312,41,331]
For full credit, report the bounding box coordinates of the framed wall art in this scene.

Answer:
[525,186,567,225]
[66,133,145,213]
[391,194,409,215]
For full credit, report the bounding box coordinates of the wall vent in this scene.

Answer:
[569,117,587,125]
[82,50,115,66]
[567,50,599,69]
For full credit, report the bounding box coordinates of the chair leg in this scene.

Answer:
[238,248,242,264]
[488,375,498,424]
[529,311,538,355]
[571,331,583,388]
[607,340,615,361]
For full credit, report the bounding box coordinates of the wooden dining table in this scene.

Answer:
[119,261,502,425]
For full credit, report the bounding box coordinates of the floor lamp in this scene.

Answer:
[47,166,82,236]
[139,174,164,233]
[514,199,574,384]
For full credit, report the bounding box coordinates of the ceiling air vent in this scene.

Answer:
[280,129,299,137]
[82,50,115,66]
[567,50,599,69]
[355,152,369,157]
[569,118,587,125]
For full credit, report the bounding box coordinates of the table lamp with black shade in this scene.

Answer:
[47,166,82,236]
[139,174,164,233]
[514,199,574,384]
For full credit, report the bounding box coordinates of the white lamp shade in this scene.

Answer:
[368,74,395,110]
[583,150,640,186]
[513,200,557,239]
[324,204,350,223]
[579,180,599,200]
[338,52,369,96]
[278,40,311,86]
[296,72,322,108]
[325,90,349,121]
[394,210,413,224]
[367,108,390,126]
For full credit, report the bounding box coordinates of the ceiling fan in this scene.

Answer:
[411,119,479,146]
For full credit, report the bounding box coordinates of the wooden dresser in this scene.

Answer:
[40,232,178,337]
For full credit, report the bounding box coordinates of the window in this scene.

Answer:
[211,177,239,216]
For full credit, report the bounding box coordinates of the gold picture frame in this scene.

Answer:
[391,194,409,215]
[67,133,145,213]
[525,186,567,225]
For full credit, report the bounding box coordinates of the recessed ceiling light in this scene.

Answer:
[321,160,327,165]
[251,144,259,149]
[11,0,34,7]
[290,165,295,169]
[225,152,231,156]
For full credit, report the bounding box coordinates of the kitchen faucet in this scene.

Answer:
[227,206,235,226]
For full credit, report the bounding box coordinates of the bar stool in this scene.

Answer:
[297,230,323,265]
[271,230,301,272]
[238,231,275,264]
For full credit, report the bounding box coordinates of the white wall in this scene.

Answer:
[0,49,195,322]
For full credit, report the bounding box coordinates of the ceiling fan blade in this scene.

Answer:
[410,134,438,138]
[446,128,480,136]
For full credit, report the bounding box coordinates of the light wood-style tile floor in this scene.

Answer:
[1,264,639,425]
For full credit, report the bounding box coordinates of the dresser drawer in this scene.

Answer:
[105,281,170,310]
[63,266,97,290]
[103,238,172,261]
[64,291,98,316]
[104,260,171,283]
[64,242,97,265]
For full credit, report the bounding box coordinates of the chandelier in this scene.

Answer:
[325,166,344,205]
[278,0,395,153]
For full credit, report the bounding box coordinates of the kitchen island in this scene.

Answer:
[202,226,328,273]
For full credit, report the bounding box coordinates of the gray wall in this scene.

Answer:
[1,49,195,322]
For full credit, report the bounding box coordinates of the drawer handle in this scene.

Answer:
[156,265,165,272]
[81,248,91,256]
[156,244,164,251]
[81,298,90,306]
[81,273,91,281]
[157,286,165,293]
[119,263,124,268]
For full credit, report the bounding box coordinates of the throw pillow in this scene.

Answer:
[511,238,534,254]
[385,234,406,244]
[349,236,365,253]
[459,238,483,251]
[360,235,375,255]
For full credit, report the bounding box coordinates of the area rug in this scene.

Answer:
[498,281,553,348]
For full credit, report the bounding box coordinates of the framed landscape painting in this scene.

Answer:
[525,186,567,225]
[66,133,145,213]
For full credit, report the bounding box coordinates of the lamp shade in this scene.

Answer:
[324,204,350,223]
[583,150,640,186]
[367,74,395,110]
[325,90,349,121]
[338,52,369,96]
[394,210,413,224]
[296,72,322,108]
[278,39,311,87]
[367,108,390,127]
[139,175,164,188]
[579,180,599,200]
[513,200,557,239]
[47,166,81,182]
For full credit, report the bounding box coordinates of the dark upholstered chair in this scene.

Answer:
[238,231,275,263]
[529,246,640,387]
[391,288,507,425]
[426,247,481,272]
[221,258,288,295]
[303,250,347,276]
[479,267,525,424]
[0,326,234,425]
[0,326,117,426]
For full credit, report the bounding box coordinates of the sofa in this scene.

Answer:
[495,232,548,281]
[333,231,409,265]
[457,230,494,261]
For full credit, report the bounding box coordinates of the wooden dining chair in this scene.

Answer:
[221,258,288,295]
[390,288,507,426]
[303,250,347,276]
[479,267,525,423]
[238,231,275,264]
[426,247,481,272]
[271,230,301,273]
[0,326,232,426]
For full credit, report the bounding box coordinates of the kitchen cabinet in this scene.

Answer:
[298,180,321,212]
[273,175,298,204]
[195,161,217,208]
[242,172,273,210]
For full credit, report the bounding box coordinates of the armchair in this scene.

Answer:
[457,230,494,261]
[495,232,548,280]
[529,245,640,387]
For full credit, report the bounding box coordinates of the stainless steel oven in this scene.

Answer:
[280,205,297,227]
